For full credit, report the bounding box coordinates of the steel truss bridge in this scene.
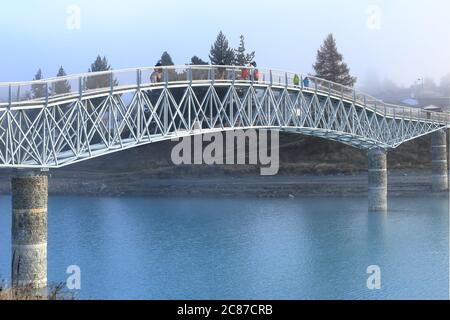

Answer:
[0,65,448,168]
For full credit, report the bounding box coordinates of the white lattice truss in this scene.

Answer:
[0,66,448,168]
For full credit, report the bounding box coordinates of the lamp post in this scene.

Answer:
[417,77,424,106]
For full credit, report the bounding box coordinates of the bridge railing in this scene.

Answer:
[0,65,449,124]
[301,74,450,124]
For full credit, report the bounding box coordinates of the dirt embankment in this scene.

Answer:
[0,132,443,197]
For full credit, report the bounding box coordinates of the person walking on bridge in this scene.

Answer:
[147,62,163,110]
[151,62,163,83]
[250,61,260,82]
[303,76,310,88]
[241,65,250,81]
[293,74,300,87]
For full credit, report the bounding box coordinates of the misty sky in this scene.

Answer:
[0,0,449,88]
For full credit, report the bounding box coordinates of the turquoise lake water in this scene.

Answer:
[0,195,448,299]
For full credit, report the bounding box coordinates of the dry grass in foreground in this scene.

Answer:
[0,281,74,300]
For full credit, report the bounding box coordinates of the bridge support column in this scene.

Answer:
[11,170,48,291]
[431,130,448,192]
[368,148,387,212]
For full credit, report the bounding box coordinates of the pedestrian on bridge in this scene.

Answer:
[293,74,300,87]
[303,76,310,88]
[250,61,260,82]
[241,66,250,81]
[151,62,163,83]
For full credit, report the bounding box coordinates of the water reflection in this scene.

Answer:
[0,195,448,299]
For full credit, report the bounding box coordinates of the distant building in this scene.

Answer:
[423,105,442,112]
[418,97,449,109]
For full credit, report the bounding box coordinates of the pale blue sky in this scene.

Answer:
[0,0,449,87]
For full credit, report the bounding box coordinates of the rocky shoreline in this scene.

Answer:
[0,169,446,198]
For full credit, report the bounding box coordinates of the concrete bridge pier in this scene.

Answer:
[368,148,388,212]
[11,170,48,291]
[431,129,449,192]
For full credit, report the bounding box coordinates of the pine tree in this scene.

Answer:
[234,35,255,66]
[32,69,47,99]
[209,31,235,66]
[86,55,116,89]
[313,34,357,87]
[54,66,71,94]
[160,51,175,66]
[190,56,208,65]
[157,51,178,82]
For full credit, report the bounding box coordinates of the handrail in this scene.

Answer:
[0,65,448,124]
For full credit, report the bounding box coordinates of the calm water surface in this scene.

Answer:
[0,195,448,299]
